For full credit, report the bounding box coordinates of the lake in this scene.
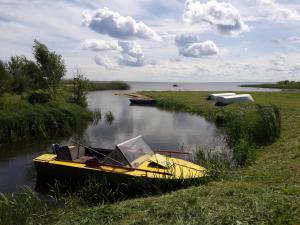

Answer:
[0,82,279,192]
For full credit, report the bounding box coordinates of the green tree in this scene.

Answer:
[0,60,12,95]
[7,56,30,93]
[71,68,89,107]
[33,40,66,97]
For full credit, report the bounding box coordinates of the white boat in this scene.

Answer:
[207,93,236,100]
[215,94,254,105]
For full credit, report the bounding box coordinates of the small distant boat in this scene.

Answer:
[215,94,254,106]
[173,84,179,87]
[33,136,207,184]
[129,98,156,105]
[207,93,236,100]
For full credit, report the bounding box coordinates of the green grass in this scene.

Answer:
[1,91,300,225]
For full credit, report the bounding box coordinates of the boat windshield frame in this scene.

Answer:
[116,135,154,168]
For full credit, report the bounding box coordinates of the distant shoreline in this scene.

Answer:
[240,82,300,90]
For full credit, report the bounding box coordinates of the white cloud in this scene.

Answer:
[175,34,220,58]
[118,41,144,58]
[175,34,201,47]
[81,39,121,51]
[179,41,219,58]
[94,55,118,70]
[84,39,151,68]
[256,0,300,22]
[82,7,162,41]
[182,0,249,36]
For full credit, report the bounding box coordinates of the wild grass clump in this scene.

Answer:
[0,187,47,225]
[195,148,231,177]
[92,109,102,124]
[104,111,114,124]
[45,174,208,207]
[219,104,280,147]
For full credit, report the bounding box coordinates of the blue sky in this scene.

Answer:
[0,0,300,82]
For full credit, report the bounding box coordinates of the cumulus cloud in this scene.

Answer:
[118,41,145,67]
[82,7,162,41]
[175,34,201,47]
[81,39,121,51]
[94,55,118,70]
[175,34,219,58]
[179,41,219,58]
[118,41,144,58]
[183,0,249,36]
[256,0,300,22]
[84,38,154,68]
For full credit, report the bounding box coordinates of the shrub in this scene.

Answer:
[233,139,256,167]
[27,90,51,104]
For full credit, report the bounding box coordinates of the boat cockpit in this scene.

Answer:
[53,136,156,168]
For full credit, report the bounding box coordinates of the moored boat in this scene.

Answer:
[207,93,236,100]
[215,94,254,106]
[34,136,207,184]
[129,98,156,105]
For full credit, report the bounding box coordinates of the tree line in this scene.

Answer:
[0,40,88,106]
[0,40,65,97]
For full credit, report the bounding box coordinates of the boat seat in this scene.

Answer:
[73,156,95,163]
[56,146,72,160]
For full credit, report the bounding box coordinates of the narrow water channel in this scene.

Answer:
[1,82,279,193]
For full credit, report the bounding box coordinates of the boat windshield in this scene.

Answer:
[117,136,154,168]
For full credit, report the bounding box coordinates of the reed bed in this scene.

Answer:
[0,95,93,142]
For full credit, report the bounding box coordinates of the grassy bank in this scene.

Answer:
[63,80,130,91]
[0,93,93,142]
[1,91,299,224]
[240,80,300,89]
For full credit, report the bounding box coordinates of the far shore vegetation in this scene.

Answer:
[1,91,299,224]
[63,80,130,91]
[0,40,127,142]
[240,80,300,89]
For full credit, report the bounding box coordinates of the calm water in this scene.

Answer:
[0,82,279,192]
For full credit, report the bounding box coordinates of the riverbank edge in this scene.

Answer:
[1,91,299,225]
[0,94,94,143]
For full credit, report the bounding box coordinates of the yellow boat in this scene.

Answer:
[34,136,207,184]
